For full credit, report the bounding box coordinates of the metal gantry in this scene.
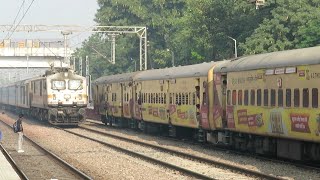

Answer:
[0,25,148,70]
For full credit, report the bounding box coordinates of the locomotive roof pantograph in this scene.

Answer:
[215,46,320,73]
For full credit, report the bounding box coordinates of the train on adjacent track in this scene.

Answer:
[91,46,320,161]
[0,67,88,125]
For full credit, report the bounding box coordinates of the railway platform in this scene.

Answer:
[0,145,21,180]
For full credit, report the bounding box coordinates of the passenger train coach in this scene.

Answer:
[0,67,88,125]
[92,46,320,161]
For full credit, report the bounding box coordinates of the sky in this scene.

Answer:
[0,0,99,47]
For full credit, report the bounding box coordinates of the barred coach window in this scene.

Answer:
[257,89,261,106]
[264,89,268,106]
[244,90,248,106]
[250,90,255,105]
[286,89,291,107]
[303,88,309,108]
[271,89,276,107]
[278,89,283,107]
[312,88,318,108]
[294,89,300,107]
[232,90,236,105]
[238,90,242,105]
[227,90,231,105]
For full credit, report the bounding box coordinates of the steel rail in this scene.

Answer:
[78,125,283,180]
[0,143,29,180]
[61,127,216,180]
[0,121,93,180]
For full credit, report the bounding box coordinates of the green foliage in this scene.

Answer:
[240,0,320,54]
[74,0,320,79]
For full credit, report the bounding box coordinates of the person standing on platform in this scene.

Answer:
[16,114,24,153]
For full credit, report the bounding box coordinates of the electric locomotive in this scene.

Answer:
[0,67,88,125]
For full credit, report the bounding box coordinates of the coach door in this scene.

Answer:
[120,83,124,117]
[221,74,227,127]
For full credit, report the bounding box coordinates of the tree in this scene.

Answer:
[240,0,320,54]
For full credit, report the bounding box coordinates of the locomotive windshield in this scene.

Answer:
[52,80,65,90]
[69,80,83,90]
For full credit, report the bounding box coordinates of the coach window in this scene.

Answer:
[264,89,269,106]
[257,89,261,106]
[232,90,236,105]
[193,92,196,105]
[294,89,300,107]
[164,93,167,104]
[303,88,309,108]
[244,90,248,106]
[156,93,159,104]
[162,93,164,104]
[39,81,42,96]
[271,89,276,106]
[312,88,318,108]
[186,93,189,105]
[182,93,185,105]
[250,90,255,106]
[176,93,179,105]
[238,90,242,105]
[278,89,283,107]
[227,90,231,105]
[286,89,291,107]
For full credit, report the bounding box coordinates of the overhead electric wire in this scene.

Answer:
[3,0,26,39]
[6,0,36,40]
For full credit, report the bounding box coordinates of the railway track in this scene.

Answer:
[0,120,93,180]
[0,143,28,180]
[60,122,284,180]
[87,119,320,172]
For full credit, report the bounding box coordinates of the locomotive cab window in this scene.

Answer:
[52,80,66,90]
[69,80,83,90]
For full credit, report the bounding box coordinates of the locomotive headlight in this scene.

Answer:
[64,94,71,100]
[78,94,82,100]
[53,94,56,100]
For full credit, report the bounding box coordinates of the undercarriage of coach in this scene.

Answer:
[48,107,86,125]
